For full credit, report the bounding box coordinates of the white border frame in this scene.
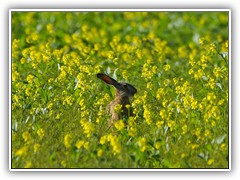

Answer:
[9,9,231,172]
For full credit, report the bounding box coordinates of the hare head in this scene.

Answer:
[97,73,137,126]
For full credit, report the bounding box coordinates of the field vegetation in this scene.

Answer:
[11,11,229,168]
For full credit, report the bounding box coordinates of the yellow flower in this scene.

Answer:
[138,137,147,152]
[128,127,136,137]
[191,99,198,110]
[107,51,114,59]
[199,37,206,46]
[218,99,225,105]
[56,113,61,119]
[162,99,168,108]
[207,92,216,104]
[181,153,186,159]
[46,23,54,34]
[213,67,222,78]
[146,82,153,90]
[26,74,34,83]
[109,135,121,155]
[143,106,152,125]
[12,70,20,81]
[173,77,179,85]
[225,40,228,49]
[125,104,130,110]
[75,140,84,149]
[178,46,188,58]
[114,120,125,131]
[141,62,155,80]
[207,77,215,89]
[204,130,210,137]
[26,33,39,43]
[163,79,170,86]
[159,109,166,119]
[191,143,199,150]
[188,68,194,75]
[114,104,122,114]
[207,159,214,166]
[84,142,89,150]
[61,160,66,167]
[80,120,94,138]
[154,141,161,149]
[156,120,164,128]
[189,55,195,66]
[175,86,182,94]
[24,162,32,168]
[100,135,107,145]
[37,128,45,139]
[22,131,31,142]
[128,116,135,126]
[12,38,20,51]
[167,120,175,132]
[182,124,187,134]
[25,87,32,97]
[63,96,73,106]
[64,134,72,149]
[97,149,103,157]
[211,121,216,127]
[156,88,164,100]
[163,64,171,71]
[15,146,28,156]
[209,43,217,54]
[152,65,158,73]
[194,128,201,138]
[34,144,40,152]
[194,69,204,80]
[220,143,226,150]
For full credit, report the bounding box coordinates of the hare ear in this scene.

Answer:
[126,83,137,95]
[97,73,126,91]
[97,73,119,86]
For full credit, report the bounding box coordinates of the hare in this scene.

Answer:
[97,73,137,126]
